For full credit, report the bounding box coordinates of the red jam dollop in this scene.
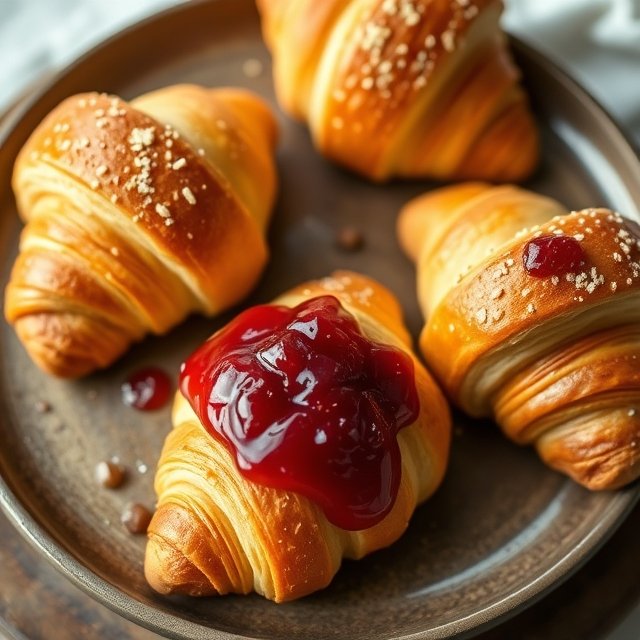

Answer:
[523,234,586,278]
[122,367,172,411]
[180,295,419,531]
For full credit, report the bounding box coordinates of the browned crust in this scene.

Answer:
[258,0,538,181]
[421,209,640,401]
[402,183,640,490]
[11,89,272,305]
[489,325,640,490]
[537,407,640,490]
[5,86,278,377]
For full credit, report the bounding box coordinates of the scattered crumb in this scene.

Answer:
[336,226,364,252]
[34,400,51,414]
[121,503,153,534]
[242,58,263,78]
[135,460,148,475]
[95,460,126,489]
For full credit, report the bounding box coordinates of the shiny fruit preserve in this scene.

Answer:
[523,234,586,278]
[180,295,419,530]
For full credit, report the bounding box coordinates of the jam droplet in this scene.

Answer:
[180,296,419,531]
[122,367,172,411]
[523,234,586,278]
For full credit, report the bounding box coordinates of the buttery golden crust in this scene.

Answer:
[535,404,640,490]
[257,0,538,181]
[5,85,278,377]
[144,271,451,602]
[422,208,640,407]
[495,325,640,489]
[145,404,343,602]
[401,183,640,490]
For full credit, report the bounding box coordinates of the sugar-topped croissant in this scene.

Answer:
[257,0,538,182]
[144,271,451,602]
[398,183,640,489]
[5,84,278,377]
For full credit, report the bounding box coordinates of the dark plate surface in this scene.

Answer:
[0,1,639,639]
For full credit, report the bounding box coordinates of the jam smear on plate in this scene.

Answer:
[122,367,172,411]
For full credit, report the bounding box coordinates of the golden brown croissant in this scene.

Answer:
[398,183,640,489]
[145,271,451,602]
[4,84,278,377]
[257,0,538,181]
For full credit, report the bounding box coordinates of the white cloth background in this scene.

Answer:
[0,0,638,638]
[505,0,640,141]
[1,0,639,141]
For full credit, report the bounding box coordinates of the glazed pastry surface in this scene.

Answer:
[5,84,278,377]
[399,183,640,489]
[257,0,538,181]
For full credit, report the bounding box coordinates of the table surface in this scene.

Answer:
[0,499,638,640]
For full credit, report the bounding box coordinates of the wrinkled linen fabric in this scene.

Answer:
[504,0,640,139]
[0,0,638,141]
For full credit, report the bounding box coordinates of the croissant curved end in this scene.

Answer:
[404,182,640,491]
[144,503,235,598]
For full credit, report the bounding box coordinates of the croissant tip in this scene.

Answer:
[10,314,124,378]
[144,530,218,598]
[11,316,93,378]
[566,458,640,491]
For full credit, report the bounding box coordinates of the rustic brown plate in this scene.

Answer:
[0,1,639,639]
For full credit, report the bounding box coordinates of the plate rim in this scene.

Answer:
[1,2,639,639]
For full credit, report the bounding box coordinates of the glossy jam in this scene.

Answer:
[122,367,172,411]
[180,295,419,531]
[523,234,586,278]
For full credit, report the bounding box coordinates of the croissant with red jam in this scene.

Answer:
[144,271,451,602]
[399,183,640,489]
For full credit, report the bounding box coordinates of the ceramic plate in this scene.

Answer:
[0,1,639,639]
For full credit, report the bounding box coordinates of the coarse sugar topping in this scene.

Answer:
[43,93,215,238]
[335,0,482,110]
[463,208,640,330]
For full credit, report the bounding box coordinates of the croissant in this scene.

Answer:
[144,271,451,602]
[256,0,538,182]
[398,183,640,490]
[4,84,278,377]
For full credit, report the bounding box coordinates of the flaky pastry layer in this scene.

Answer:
[145,271,451,601]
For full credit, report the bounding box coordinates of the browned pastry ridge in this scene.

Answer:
[144,271,452,602]
[5,84,278,377]
[399,183,640,490]
[257,0,538,182]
